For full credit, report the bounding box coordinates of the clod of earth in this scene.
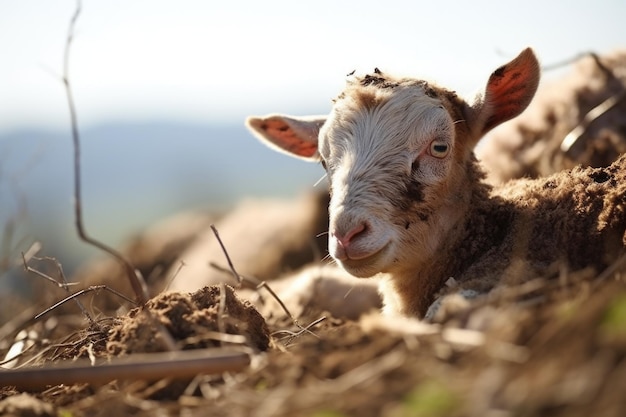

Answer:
[107,285,270,355]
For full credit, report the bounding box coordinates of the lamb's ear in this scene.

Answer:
[246,114,326,162]
[468,48,540,140]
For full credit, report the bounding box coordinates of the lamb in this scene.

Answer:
[246,48,626,319]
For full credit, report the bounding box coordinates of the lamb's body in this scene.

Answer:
[246,48,626,318]
[383,156,626,316]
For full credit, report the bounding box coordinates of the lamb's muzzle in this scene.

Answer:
[329,221,368,260]
[246,48,626,318]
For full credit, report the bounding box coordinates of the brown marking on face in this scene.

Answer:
[391,165,431,222]
[352,89,387,110]
[405,179,425,204]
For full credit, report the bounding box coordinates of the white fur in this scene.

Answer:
[320,86,457,280]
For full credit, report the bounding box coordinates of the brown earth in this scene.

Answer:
[1,261,625,417]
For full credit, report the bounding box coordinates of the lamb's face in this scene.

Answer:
[318,80,459,277]
[247,48,540,307]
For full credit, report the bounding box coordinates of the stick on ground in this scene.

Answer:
[0,348,250,391]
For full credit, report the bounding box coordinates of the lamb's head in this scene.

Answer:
[247,49,540,279]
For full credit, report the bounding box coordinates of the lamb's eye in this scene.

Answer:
[428,140,450,159]
[320,159,328,170]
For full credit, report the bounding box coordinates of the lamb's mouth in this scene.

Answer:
[338,243,391,278]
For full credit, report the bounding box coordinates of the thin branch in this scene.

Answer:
[271,316,327,345]
[255,280,302,326]
[21,253,96,326]
[34,285,136,322]
[62,0,148,304]
[542,51,618,83]
[208,262,254,288]
[209,226,313,331]
[208,261,302,328]
[541,51,594,71]
[164,260,186,291]
[560,90,626,155]
[0,348,250,391]
[209,225,242,285]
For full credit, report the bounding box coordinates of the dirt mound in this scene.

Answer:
[2,262,625,416]
[107,285,270,355]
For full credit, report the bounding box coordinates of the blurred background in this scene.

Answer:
[1,0,625,291]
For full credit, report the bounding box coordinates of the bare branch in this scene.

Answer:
[164,260,186,292]
[21,253,96,326]
[209,225,242,285]
[541,51,594,71]
[34,285,136,322]
[208,261,301,327]
[0,348,250,391]
[272,315,327,346]
[561,90,626,156]
[208,226,306,325]
[62,0,148,304]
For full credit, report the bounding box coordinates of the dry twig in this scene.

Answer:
[271,316,327,345]
[22,253,96,326]
[208,225,325,339]
[210,225,242,285]
[62,0,148,304]
[34,286,135,322]
[0,348,250,391]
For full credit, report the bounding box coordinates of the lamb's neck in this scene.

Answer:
[381,159,503,317]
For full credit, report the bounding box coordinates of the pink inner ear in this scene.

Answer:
[483,49,540,132]
[262,118,318,158]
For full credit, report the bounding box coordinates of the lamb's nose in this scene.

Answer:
[332,222,367,252]
[331,223,367,248]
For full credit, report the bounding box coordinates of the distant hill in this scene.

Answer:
[0,121,322,280]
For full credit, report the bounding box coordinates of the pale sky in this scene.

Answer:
[1,0,625,133]
[0,0,625,277]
